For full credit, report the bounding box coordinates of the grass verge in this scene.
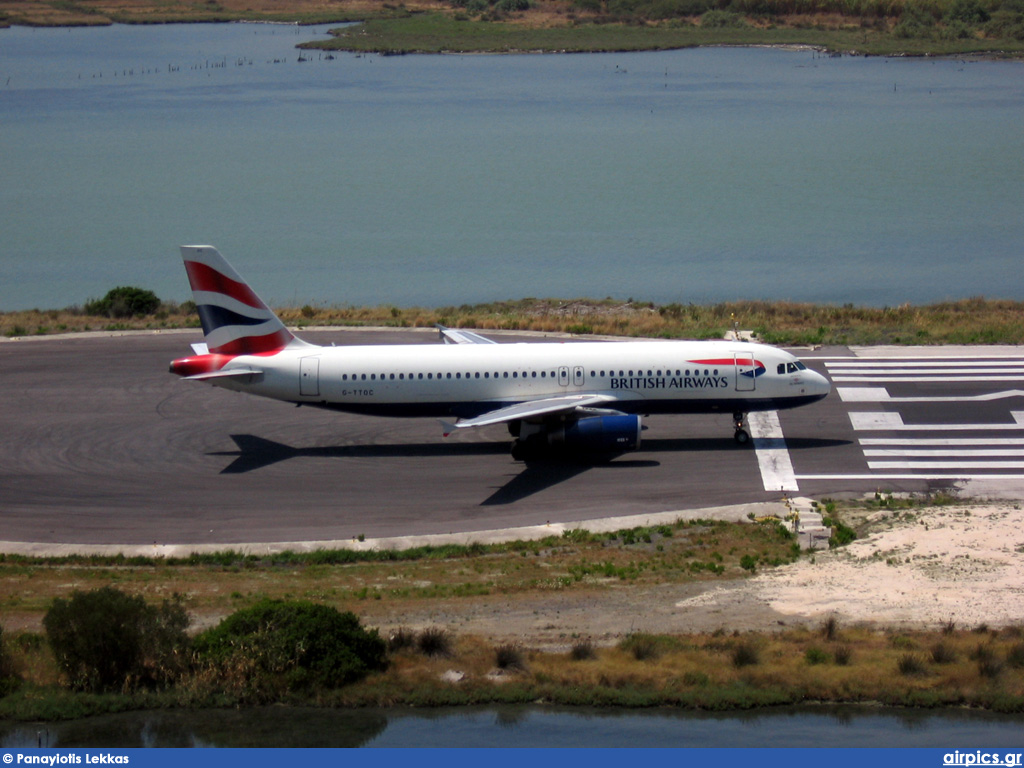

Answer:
[5,296,1024,346]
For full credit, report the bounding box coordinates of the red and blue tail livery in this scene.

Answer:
[181,245,302,356]
[170,246,829,458]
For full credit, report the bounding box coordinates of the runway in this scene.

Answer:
[2,330,1022,549]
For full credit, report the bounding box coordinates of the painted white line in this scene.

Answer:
[823,364,1024,370]
[748,410,798,492]
[860,437,1024,445]
[796,474,1024,480]
[838,388,1024,403]
[869,461,1024,469]
[864,448,1024,457]
[832,375,1024,383]
[850,412,905,430]
[850,411,1024,431]
[838,387,891,402]
[829,367,1024,375]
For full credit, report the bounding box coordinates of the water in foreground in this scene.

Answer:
[2,705,1024,747]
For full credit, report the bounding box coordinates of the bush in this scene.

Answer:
[193,600,386,693]
[931,642,958,664]
[700,9,746,25]
[85,286,160,318]
[897,653,927,676]
[570,640,597,661]
[417,627,453,658]
[804,647,830,665]
[945,0,989,24]
[0,623,21,697]
[43,587,189,692]
[731,642,760,668]
[495,644,527,671]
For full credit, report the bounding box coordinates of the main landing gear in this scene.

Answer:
[733,412,750,445]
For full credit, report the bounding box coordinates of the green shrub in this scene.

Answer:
[193,600,386,693]
[731,642,760,668]
[43,587,189,692]
[417,627,453,658]
[804,646,830,665]
[85,286,160,318]
[931,642,958,664]
[495,643,527,671]
[570,640,597,661]
[700,8,746,25]
[897,653,927,676]
[0,622,20,697]
[945,0,989,23]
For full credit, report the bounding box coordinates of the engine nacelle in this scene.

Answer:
[513,415,642,459]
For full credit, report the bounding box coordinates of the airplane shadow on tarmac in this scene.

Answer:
[211,434,848,506]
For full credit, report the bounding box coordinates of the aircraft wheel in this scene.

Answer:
[511,441,527,461]
[734,429,750,446]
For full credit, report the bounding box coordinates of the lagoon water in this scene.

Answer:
[3,705,1024,747]
[1,24,1023,311]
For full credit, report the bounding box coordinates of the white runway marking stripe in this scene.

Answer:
[832,375,1024,383]
[837,387,1024,403]
[868,461,1024,469]
[748,411,798,492]
[850,412,1024,431]
[827,360,1024,368]
[860,437,1024,445]
[864,448,1024,457]
[829,368,1024,375]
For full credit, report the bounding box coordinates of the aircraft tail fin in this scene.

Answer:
[180,245,309,355]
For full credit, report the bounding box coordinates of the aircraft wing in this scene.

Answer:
[442,393,619,435]
[436,324,498,345]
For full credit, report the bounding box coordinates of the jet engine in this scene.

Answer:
[511,414,642,460]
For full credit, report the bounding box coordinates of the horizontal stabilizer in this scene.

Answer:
[184,367,263,382]
[190,342,209,355]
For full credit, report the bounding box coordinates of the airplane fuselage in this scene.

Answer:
[174,338,827,420]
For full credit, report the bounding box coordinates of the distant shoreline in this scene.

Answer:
[2,0,1022,59]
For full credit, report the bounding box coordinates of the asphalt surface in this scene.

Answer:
[2,330,1022,547]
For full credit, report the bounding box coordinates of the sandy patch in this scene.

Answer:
[672,504,1024,632]
[373,503,1024,648]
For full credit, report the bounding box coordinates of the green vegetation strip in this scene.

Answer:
[302,11,1024,55]
[1,504,1022,718]
[6,295,1024,346]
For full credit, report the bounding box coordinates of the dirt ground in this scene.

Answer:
[358,502,1024,648]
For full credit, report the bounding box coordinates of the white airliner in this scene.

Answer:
[170,246,830,459]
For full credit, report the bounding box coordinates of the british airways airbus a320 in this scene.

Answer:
[170,246,830,460]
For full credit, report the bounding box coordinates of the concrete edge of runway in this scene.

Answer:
[0,500,799,558]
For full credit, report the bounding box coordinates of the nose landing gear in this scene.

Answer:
[733,412,749,445]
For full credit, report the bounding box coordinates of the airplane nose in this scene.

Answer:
[811,369,831,399]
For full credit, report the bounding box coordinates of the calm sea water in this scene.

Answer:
[1,24,1023,311]
[3,705,1024,747]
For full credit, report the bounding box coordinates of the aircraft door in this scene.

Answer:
[300,356,320,397]
[558,366,569,386]
[573,366,585,387]
[735,353,755,392]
